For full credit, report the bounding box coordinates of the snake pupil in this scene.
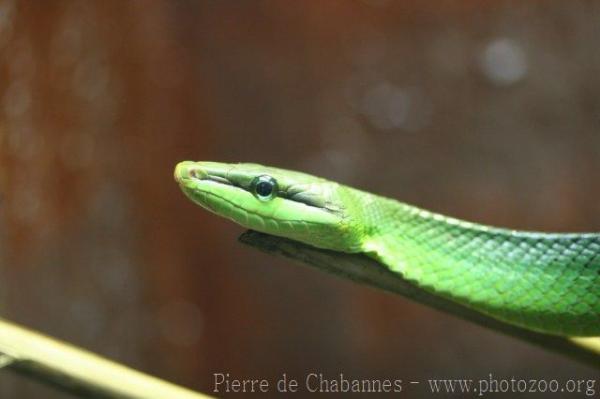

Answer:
[253,175,277,201]
[256,182,272,196]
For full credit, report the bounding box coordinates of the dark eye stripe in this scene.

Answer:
[289,191,325,208]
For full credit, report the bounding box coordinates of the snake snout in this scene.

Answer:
[174,161,208,183]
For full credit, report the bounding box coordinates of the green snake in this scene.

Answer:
[174,161,600,337]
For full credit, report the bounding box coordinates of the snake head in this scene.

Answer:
[174,161,365,252]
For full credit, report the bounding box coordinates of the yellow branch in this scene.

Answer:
[0,318,214,399]
[570,337,600,357]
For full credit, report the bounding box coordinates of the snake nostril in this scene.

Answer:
[188,166,209,180]
[175,161,204,182]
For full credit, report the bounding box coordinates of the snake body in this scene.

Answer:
[174,161,600,337]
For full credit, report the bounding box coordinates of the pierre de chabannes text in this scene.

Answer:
[213,372,598,396]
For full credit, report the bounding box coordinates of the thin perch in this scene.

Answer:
[0,318,213,399]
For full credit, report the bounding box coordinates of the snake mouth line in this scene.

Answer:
[175,161,344,220]
[194,182,336,228]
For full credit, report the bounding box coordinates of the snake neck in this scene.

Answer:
[351,190,600,336]
[353,191,453,270]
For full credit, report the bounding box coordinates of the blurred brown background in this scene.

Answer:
[1,1,599,397]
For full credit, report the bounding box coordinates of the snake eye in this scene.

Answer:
[252,175,277,202]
